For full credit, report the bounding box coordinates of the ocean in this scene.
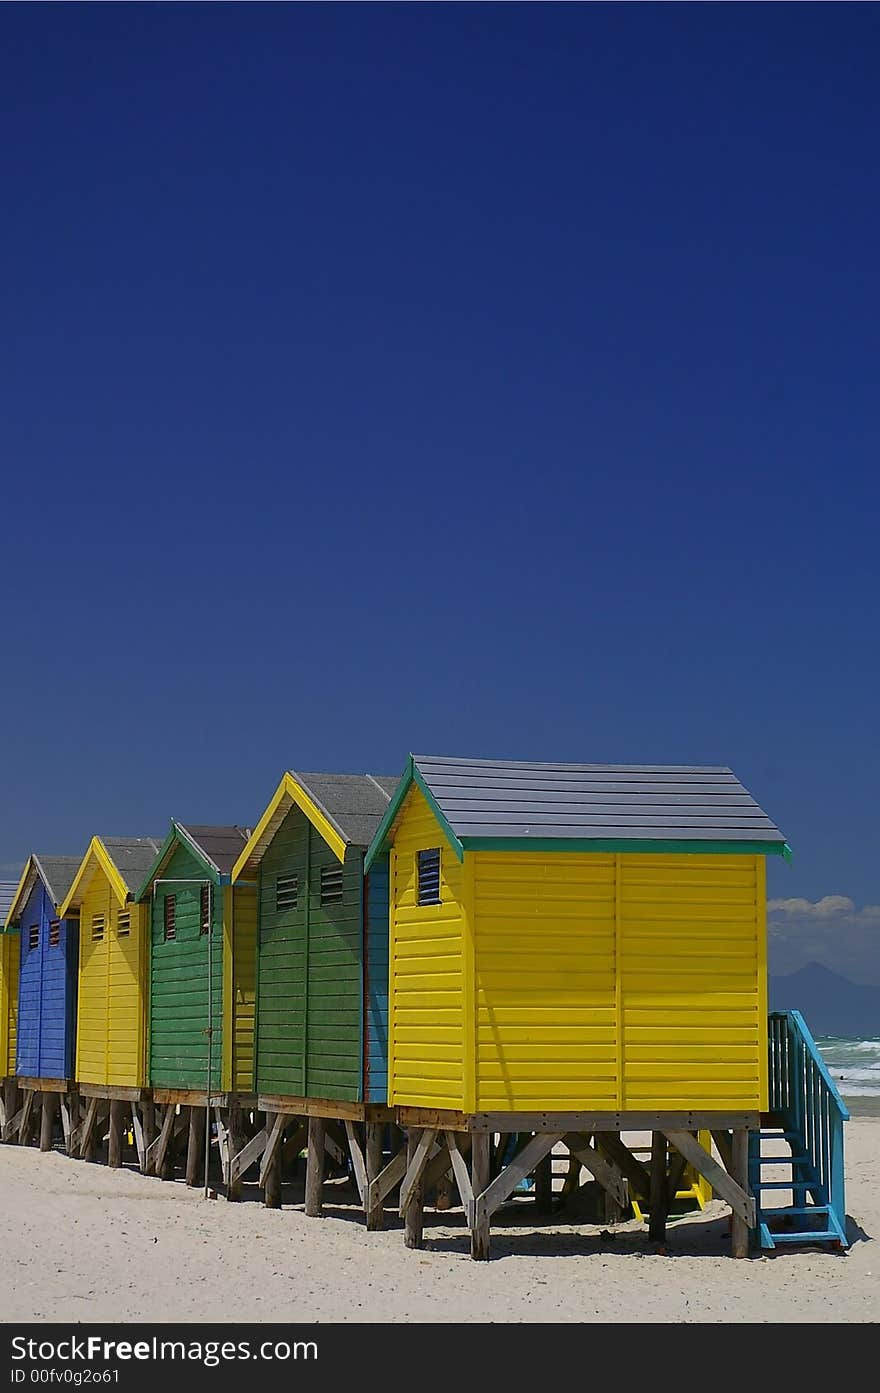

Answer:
[816,1036,880,1117]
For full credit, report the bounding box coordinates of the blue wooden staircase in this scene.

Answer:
[750,1010,850,1251]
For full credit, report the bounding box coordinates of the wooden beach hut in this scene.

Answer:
[134,823,255,1188]
[228,770,398,1211]
[57,836,162,1165]
[0,882,20,1137]
[363,755,848,1257]
[3,855,82,1148]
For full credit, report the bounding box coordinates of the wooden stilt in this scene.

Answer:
[107,1099,125,1169]
[59,1094,74,1154]
[39,1092,58,1153]
[305,1117,325,1218]
[649,1131,669,1243]
[470,1130,492,1261]
[730,1128,751,1258]
[140,1101,156,1174]
[185,1105,205,1187]
[403,1130,425,1250]
[535,1153,553,1212]
[153,1104,177,1179]
[226,1100,248,1201]
[19,1090,37,1147]
[79,1097,99,1161]
[261,1112,283,1209]
[2,1079,19,1140]
[365,1123,385,1230]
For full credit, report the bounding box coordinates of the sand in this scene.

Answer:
[1,1119,877,1324]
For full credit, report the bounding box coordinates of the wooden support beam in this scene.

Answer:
[365,1145,407,1216]
[229,1125,269,1186]
[666,1147,690,1205]
[398,1129,437,1219]
[595,1131,650,1201]
[563,1133,628,1211]
[344,1121,368,1207]
[19,1090,37,1147]
[152,1104,177,1179]
[78,1097,100,1162]
[185,1106,206,1187]
[711,1129,734,1175]
[423,1143,452,1194]
[477,1132,563,1222]
[403,1130,426,1250]
[259,1113,286,1187]
[131,1104,145,1172]
[470,1131,492,1260]
[214,1106,230,1184]
[260,1112,283,1208]
[649,1131,669,1243]
[534,1153,553,1212]
[730,1128,751,1258]
[664,1129,755,1230]
[40,1092,58,1153]
[445,1131,474,1220]
[226,1100,249,1201]
[139,1102,156,1174]
[59,1094,74,1154]
[107,1099,125,1169]
[305,1117,325,1218]
[365,1122,385,1231]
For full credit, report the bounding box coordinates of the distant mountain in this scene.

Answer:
[770,962,880,1038]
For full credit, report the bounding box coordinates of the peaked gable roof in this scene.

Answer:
[232,771,397,880]
[58,837,163,918]
[365,754,790,869]
[134,822,251,900]
[4,854,84,928]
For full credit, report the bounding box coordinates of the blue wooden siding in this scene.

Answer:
[15,879,79,1079]
[364,854,389,1103]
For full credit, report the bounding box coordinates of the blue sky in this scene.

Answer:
[1,7,878,973]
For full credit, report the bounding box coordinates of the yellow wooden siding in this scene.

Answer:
[1,933,20,1076]
[619,854,766,1110]
[389,828,768,1113]
[76,875,147,1088]
[472,852,618,1110]
[388,787,467,1110]
[231,883,258,1093]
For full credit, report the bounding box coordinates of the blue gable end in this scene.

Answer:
[15,877,79,1081]
[364,854,389,1104]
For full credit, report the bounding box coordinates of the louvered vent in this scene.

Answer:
[49,920,61,947]
[163,895,176,941]
[117,912,131,938]
[91,914,105,942]
[320,865,344,905]
[276,875,298,912]
[200,885,211,935]
[417,848,441,906]
[28,924,39,951]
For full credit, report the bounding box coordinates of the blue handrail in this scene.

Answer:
[767,1010,849,1243]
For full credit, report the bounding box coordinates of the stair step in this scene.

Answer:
[763,1229,839,1245]
[763,1206,830,1220]
[756,1154,809,1166]
[753,1179,804,1190]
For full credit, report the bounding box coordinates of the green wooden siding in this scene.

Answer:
[257,807,363,1101]
[149,843,223,1089]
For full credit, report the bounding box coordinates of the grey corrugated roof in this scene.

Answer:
[297,772,398,848]
[100,837,164,892]
[33,855,83,907]
[0,882,17,927]
[178,825,251,875]
[412,755,787,844]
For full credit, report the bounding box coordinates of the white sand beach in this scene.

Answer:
[1,1119,877,1324]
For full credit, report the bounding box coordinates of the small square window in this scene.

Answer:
[417,848,441,906]
[49,920,61,947]
[200,885,211,936]
[91,914,105,942]
[163,895,176,941]
[116,912,131,938]
[276,874,298,912]
[28,924,39,951]
[320,865,343,905]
